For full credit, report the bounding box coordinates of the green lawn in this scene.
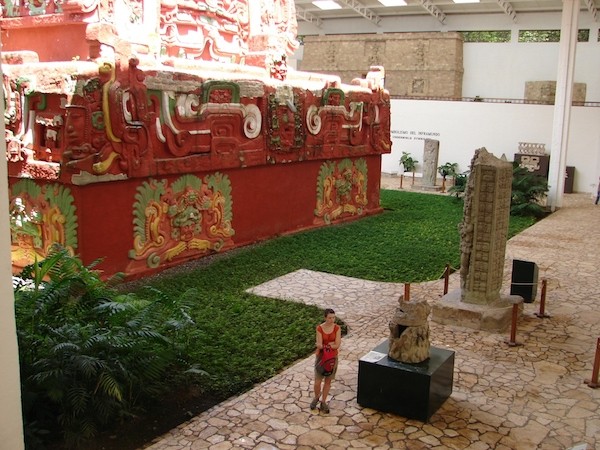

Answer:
[136,189,536,397]
[19,189,537,449]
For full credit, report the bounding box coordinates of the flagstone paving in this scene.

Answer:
[143,182,599,450]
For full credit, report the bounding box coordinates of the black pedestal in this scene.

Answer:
[357,341,455,422]
[511,259,538,303]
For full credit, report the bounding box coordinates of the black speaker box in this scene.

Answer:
[510,259,538,303]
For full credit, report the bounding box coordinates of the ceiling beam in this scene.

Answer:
[418,0,446,24]
[583,0,598,22]
[337,0,382,26]
[295,6,323,27]
[496,0,517,23]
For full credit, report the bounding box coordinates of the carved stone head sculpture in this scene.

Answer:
[388,295,431,363]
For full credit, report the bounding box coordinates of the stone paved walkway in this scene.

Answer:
[144,181,600,450]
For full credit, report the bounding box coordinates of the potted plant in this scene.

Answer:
[448,171,469,199]
[438,162,459,193]
[400,152,418,187]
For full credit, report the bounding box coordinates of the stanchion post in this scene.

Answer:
[400,174,404,189]
[443,264,450,295]
[505,296,523,347]
[535,279,550,318]
[404,283,410,301]
[585,337,600,388]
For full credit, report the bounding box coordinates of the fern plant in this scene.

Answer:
[14,245,197,449]
[447,164,549,218]
[511,163,549,218]
[448,171,469,199]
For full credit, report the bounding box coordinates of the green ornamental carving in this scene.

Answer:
[10,179,78,267]
[129,172,235,269]
[315,158,368,224]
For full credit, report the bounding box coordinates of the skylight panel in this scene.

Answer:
[312,1,342,10]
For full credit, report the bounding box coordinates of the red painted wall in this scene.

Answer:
[1,24,88,62]
[55,156,383,279]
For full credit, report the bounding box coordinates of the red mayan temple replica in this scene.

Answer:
[2,0,391,279]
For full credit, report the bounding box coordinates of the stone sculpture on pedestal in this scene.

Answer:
[388,295,431,363]
[358,293,454,422]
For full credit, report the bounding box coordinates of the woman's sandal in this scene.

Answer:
[320,402,330,413]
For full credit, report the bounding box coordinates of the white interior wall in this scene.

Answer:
[463,40,600,100]
[295,11,600,101]
[296,9,600,193]
[383,99,600,194]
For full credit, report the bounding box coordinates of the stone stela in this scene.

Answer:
[416,138,442,192]
[432,148,523,332]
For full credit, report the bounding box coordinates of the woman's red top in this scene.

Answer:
[318,324,339,356]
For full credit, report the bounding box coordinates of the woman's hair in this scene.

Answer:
[324,308,335,316]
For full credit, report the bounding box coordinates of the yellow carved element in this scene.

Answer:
[100,62,122,143]
[132,201,166,253]
[147,202,165,245]
[92,151,120,174]
[354,171,367,205]
[330,206,344,219]
[164,241,187,261]
[12,236,45,268]
[207,193,234,238]
[44,206,66,247]
[188,239,212,251]
[163,239,212,261]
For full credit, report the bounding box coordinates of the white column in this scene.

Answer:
[547,0,579,210]
[0,58,26,448]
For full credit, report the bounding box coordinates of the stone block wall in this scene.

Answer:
[299,32,463,98]
[524,81,587,103]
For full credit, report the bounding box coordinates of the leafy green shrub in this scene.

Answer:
[511,162,550,218]
[438,162,459,193]
[437,162,459,180]
[399,151,418,173]
[14,245,196,448]
[447,164,549,218]
[448,171,469,199]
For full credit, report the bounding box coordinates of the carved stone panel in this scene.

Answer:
[300,32,463,98]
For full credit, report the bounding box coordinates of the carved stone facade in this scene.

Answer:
[299,33,464,98]
[459,148,512,305]
[1,0,391,278]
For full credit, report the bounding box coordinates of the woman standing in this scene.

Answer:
[310,308,341,413]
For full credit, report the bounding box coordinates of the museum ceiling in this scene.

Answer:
[293,0,600,26]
